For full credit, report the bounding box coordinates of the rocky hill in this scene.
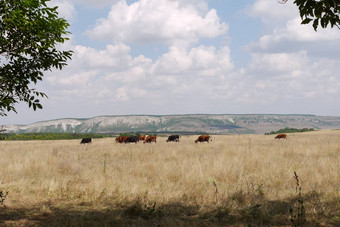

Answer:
[3,114,340,134]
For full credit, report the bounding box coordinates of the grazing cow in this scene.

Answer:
[126,136,139,143]
[275,134,287,139]
[115,136,129,143]
[195,135,211,143]
[138,135,147,141]
[167,135,180,142]
[144,136,157,143]
[80,138,92,144]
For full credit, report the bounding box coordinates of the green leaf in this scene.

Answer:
[301,18,313,24]
[321,18,329,28]
[35,103,43,109]
[313,19,319,30]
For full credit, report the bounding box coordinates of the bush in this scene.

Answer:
[265,128,315,135]
[1,133,112,141]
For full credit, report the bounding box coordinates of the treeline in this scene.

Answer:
[0,132,190,141]
[265,127,315,135]
[118,133,157,137]
[0,133,113,141]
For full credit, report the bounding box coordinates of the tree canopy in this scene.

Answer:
[0,0,72,116]
[280,0,340,30]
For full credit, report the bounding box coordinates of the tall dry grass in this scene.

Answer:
[0,130,339,225]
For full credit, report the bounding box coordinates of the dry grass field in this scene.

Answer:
[0,130,339,226]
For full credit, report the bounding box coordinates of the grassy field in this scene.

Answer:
[0,130,339,226]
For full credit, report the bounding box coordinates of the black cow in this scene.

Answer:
[167,135,180,142]
[80,138,92,144]
[126,136,139,143]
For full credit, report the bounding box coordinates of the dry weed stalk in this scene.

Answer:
[290,171,306,226]
[213,181,218,204]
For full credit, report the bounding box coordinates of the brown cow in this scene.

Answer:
[195,135,211,143]
[115,136,128,143]
[144,136,157,143]
[275,134,287,139]
[138,135,147,141]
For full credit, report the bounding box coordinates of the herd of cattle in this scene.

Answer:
[80,133,288,144]
[114,134,213,144]
[80,134,212,144]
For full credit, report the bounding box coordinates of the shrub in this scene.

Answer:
[265,128,315,135]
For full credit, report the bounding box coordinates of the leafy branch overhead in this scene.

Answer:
[280,0,340,31]
[0,0,73,116]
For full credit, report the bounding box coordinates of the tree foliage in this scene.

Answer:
[265,127,315,135]
[0,0,72,116]
[280,0,340,31]
[1,133,110,140]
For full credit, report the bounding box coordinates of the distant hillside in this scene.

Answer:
[3,114,340,134]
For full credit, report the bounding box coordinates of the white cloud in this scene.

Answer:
[50,0,75,20]
[87,0,228,46]
[243,0,340,107]
[115,87,130,101]
[247,0,298,26]
[247,0,340,53]
[70,0,119,8]
[245,51,340,103]
[248,18,340,52]
[285,18,340,42]
[249,51,308,73]
[68,43,135,71]
[47,71,98,87]
[153,45,234,76]
[43,36,238,110]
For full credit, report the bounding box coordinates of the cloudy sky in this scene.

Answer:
[1,0,340,125]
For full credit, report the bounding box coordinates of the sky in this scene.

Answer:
[1,0,340,125]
